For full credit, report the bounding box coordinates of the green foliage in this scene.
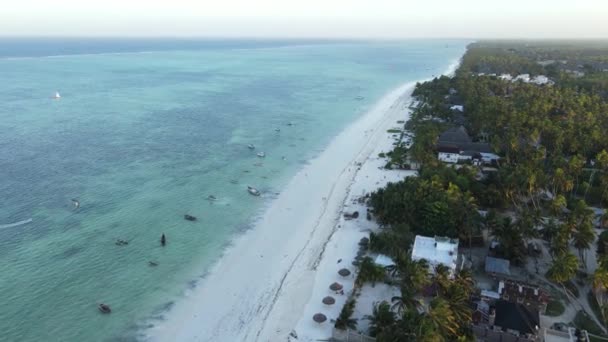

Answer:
[545,300,566,316]
[335,298,358,330]
[573,310,605,336]
[366,301,396,337]
[547,252,579,284]
[357,257,386,286]
[369,165,481,240]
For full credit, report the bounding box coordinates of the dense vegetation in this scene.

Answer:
[359,41,608,340]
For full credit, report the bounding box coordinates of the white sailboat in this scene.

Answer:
[53,91,61,99]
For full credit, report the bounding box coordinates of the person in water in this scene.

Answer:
[161,233,166,246]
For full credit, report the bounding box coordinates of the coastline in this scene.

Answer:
[146,59,462,342]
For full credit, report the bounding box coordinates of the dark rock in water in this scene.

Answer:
[184,215,197,221]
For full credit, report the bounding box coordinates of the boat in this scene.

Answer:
[98,304,111,314]
[257,152,266,158]
[53,91,61,100]
[275,128,281,132]
[247,186,261,196]
[207,195,217,201]
[354,96,364,100]
[247,144,255,150]
[184,214,197,221]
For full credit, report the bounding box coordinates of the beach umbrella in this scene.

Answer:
[313,313,327,323]
[338,268,351,277]
[322,296,336,305]
[329,282,343,291]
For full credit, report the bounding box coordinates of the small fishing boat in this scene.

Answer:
[230,180,238,184]
[257,152,266,158]
[115,239,129,246]
[184,214,197,221]
[247,186,261,196]
[247,144,255,150]
[275,128,281,132]
[354,96,364,100]
[98,303,111,314]
[148,261,159,267]
[207,195,217,201]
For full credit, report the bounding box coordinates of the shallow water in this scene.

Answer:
[0,39,467,341]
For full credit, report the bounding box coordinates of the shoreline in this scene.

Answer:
[146,59,462,342]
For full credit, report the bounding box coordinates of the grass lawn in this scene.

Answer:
[545,300,566,316]
[573,310,604,336]
[587,290,606,328]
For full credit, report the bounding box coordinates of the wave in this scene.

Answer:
[0,218,33,229]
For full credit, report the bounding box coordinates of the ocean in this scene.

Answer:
[0,38,467,341]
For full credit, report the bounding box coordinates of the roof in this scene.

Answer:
[485,256,511,275]
[494,300,539,335]
[437,145,460,154]
[481,290,501,299]
[459,142,493,153]
[498,280,549,304]
[411,235,459,275]
[438,126,471,145]
[374,254,396,267]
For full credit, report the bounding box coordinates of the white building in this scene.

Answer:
[450,105,464,112]
[437,146,460,163]
[411,235,460,277]
[514,74,531,83]
[499,74,513,81]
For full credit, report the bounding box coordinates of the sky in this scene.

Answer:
[2,0,607,39]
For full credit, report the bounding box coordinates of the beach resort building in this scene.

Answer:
[411,235,460,277]
[436,126,499,164]
[497,280,549,315]
[472,299,541,342]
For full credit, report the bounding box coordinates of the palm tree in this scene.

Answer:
[433,264,451,296]
[547,252,579,285]
[427,297,459,339]
[391,285,423,314]
[357,256,386,286]
[572,221,595,267]
[366,301,396,337]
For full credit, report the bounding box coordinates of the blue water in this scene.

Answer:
[0,39,467,341]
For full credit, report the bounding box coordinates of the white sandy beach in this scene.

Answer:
[148,61,460,342]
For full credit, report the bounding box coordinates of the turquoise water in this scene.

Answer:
[0,39,467,341]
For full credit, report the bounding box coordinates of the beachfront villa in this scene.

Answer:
[411,235,460,278]
[436,126,500,165]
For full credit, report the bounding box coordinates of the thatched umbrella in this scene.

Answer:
[329,282,343,291]
[356,250,366,257]
[322,296,336,305]
[338,268,351,277]
[358,237,369,246]
[352,260,360,266]
[313,313,327,323]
